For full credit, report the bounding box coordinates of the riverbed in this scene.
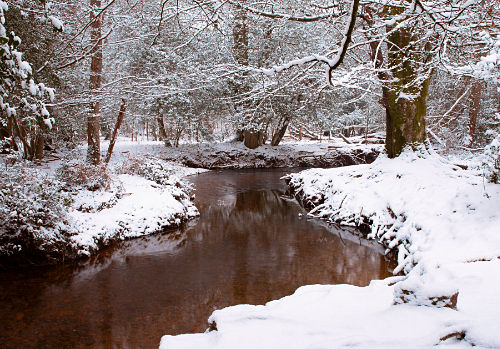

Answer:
[0,169,394,348]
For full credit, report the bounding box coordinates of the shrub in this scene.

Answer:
[120,155,184,186]
[56,158,112,191]
[0,162,73,263]
[119,155,194,201]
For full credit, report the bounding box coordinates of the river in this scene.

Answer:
[0,169,395,348]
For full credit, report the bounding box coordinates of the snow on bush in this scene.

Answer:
[119,154,195,202]
[120,155,182,184]
[0,1,57,160]
[484,134,500,184]
[56,157,114,191]
[0,162,73,262]
[0,151,201,263]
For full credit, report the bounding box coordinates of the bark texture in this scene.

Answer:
[384,4,431,158]
[232,1,249,66]
[233,1,256,148]
[34,132,44,160]
[243,130,264,149]
[87,0,103,165]
[271,117,290,146]
[157,114,167,140]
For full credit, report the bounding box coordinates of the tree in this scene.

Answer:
[0,1,56,160]
[226,0,499,155]
[87,0,103,165]
[380,3,433,157]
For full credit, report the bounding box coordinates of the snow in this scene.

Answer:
[0,138,206,261]
[62,138,208,256]
[162,260,500,348]
[259,54,334,76]
[69,174,198,255]
[28,79,38,95]
[48,15,63,32]
[286,150,500,271]
[160,147,500,349]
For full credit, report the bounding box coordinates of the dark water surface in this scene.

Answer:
[0,169,395,349]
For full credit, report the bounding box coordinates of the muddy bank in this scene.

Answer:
[161,142,382,169]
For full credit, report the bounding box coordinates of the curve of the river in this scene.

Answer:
[0,168,395,348]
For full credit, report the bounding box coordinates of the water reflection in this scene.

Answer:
[0,169,395,349]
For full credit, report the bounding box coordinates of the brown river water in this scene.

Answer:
[0,169,395,349]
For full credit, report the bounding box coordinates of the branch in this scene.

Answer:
[37,0,116,74]
[105,98,127,164]
[55,28,113,70]
[327,0,360,84]
[227,0,336,22]
[253,0,360,85]
[153,0,219,45]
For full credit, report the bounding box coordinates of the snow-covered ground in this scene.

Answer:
[0,138,206,263]
[65,138,209,256]
[160,148,500,348]
[68,173,199,256]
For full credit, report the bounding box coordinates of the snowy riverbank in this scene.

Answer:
[160,148,500,348]
[1,137,381,265]
[0,139,205,265]
[160,138,382,169]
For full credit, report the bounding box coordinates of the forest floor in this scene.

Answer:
[160,147,500,349]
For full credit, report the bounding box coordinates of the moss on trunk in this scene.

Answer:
[385,81,429,157]
[383,3,432,158]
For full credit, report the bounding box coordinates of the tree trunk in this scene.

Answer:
[105,99,127,164]
[87,0,103,165]
[157,114,167,140]
[232,1,252,145]
[383,5,431,158]
[235,130,244,142]
[271,118,289,146]
[151,123,158,141]
[243,130,264,149]
[11,117,31,159]
[257,24,273,67]
[468,80,483,147]
[233,1,248,67]
[385,88,428,157]
[34,131,44,160]
[174,129,182,147]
